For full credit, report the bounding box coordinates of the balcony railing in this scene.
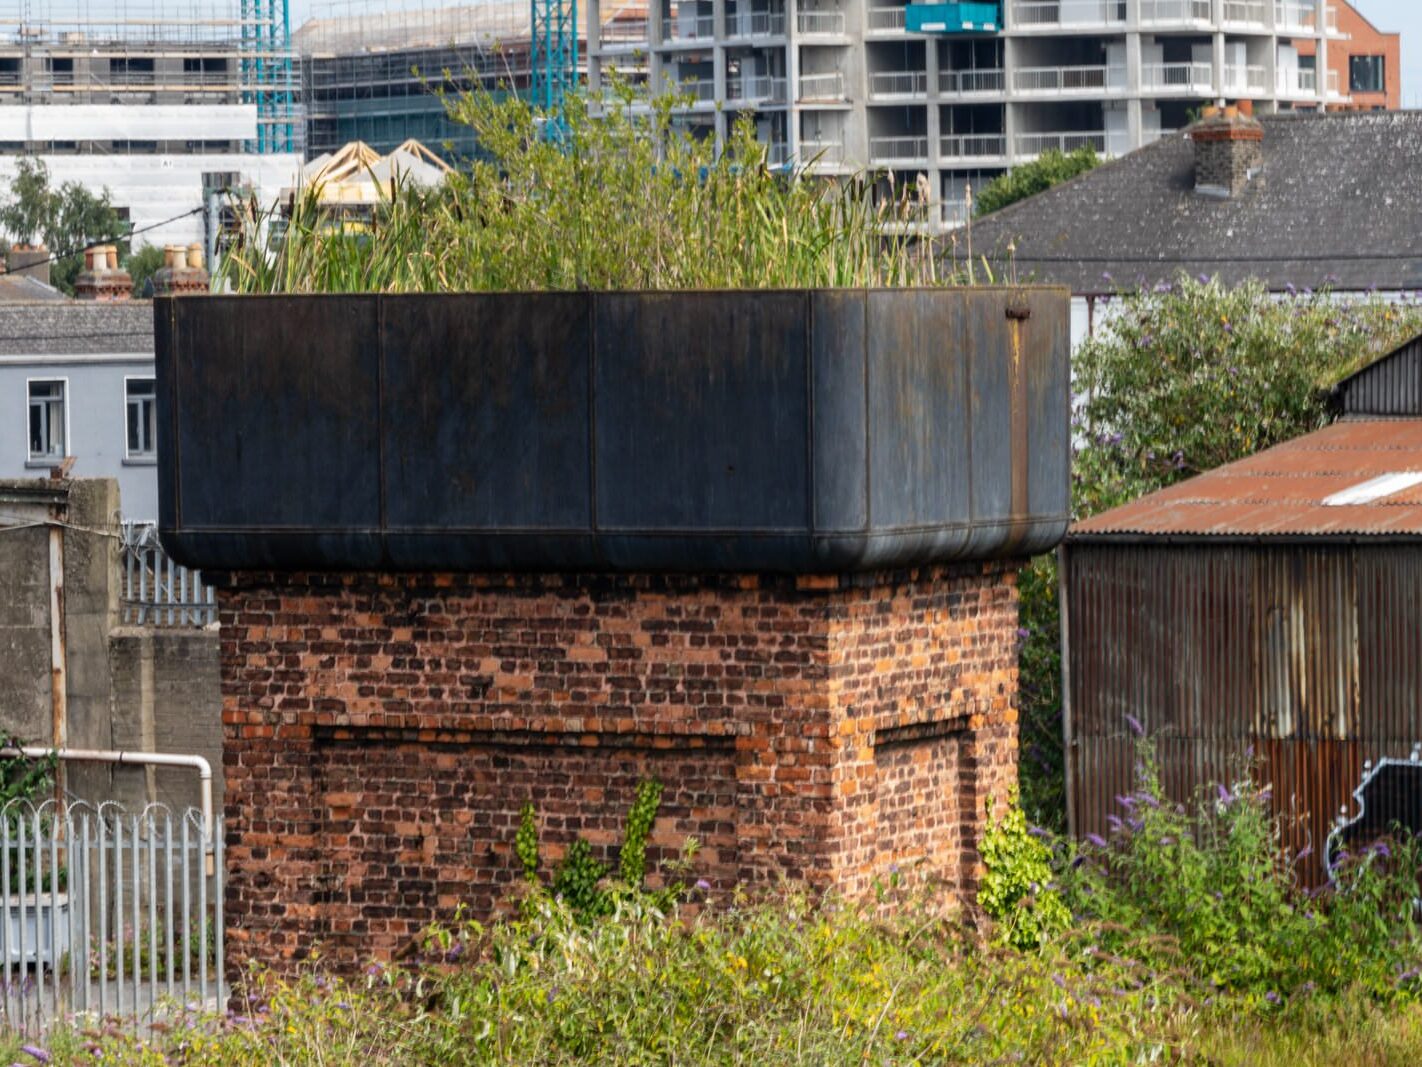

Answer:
[800,138,847,164]
[766,141,790,165]
[869,134,929,161]
[1221,0,1266,24]
[798,71,848,100]
[726,9,787,37]
[1014,64,1110,93]
[1326,68,1342,95]
[1277,66,1316,95]
[867,4,907,30]
[662,13,716,41]
[940,200,971,229]
[671,76,718,101]
[796,8,846,33]
[1221,64,1267,94]
[1016,131,1106,157]
[1275,2,1339,33]
[940,132,1008,158]
[1012,0,1125,27]
[600,19,650,45]
[869,70,928,98]
[1138,0,1210,23]
[727,74,787,103]
[1142,61,1214,93]
[939,68,1006,94]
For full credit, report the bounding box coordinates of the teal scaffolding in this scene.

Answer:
[241,0,298,153]
[531,0,578,124]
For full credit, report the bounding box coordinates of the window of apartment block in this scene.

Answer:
[27,380,66,461]
[126,378,157,460]
[1350,55,1385,94]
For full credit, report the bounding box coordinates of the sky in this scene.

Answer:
[285,0,1420,104]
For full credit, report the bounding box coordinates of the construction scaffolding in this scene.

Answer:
[0,0,298,153]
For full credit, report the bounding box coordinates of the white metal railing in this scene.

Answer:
[120,522,215,628]
[1139,0,1210,22]
[867,4,907,30]
[1221,0,1266,23]
[796,8,846,33]
[1327,68,1342,95]
[800,138,846,163]
[766,141,790,164]
[870,70,928,97]
[798,71,847,99]
[1016,130,1107,156]
[1143,61,1214,92]
[1277,66,1316,94]
[599,19,649,45]
[940,68,1006,93]
[1275,2,1339,33]
[0,798,223,1036]
[662,12,716,40]
[869,134,928,160]
[727,74,787,102]
[1014,65,1109,92]
[727,9,787,36]
[941,132,1008,158]
[1222,64,1267,94]
[1012,0,1125,27]
[940,200,972,229]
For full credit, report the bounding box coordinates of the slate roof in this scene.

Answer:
[967,111,1422,295]
[0,301,154,356]
[1069,419,1422,540]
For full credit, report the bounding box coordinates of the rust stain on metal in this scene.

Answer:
[1073,419,1422,538]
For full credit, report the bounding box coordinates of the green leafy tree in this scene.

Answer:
[124,242,166,296]
[973,146,1100,218]
[0,157,128,295]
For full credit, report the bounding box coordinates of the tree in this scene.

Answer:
[124,243,167,296]
[0,157,128,295]
[972,146,1100,218]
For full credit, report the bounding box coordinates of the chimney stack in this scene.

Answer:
[4,243,51,286]
[150,243,210,297]
[73,244,133,301]
[1190,106,1263,199]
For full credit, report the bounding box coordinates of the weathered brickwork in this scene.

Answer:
[217,563,1022,972]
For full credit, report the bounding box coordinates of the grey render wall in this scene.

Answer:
[0,357,159,520]
[0,476,220,813]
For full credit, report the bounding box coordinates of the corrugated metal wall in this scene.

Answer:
[1065,542,1422,881]
[1339,337,1422,417]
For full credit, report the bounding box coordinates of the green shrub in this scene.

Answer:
[973,145,1100,217]
[978,796,1070,949]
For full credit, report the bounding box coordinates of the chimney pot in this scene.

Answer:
[186,242,204,270]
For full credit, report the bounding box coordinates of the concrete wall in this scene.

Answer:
[0,358,159,521]
[0,476,220,814]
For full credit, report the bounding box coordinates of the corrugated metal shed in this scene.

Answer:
[1333,330,1422,418]
[1072,420,1422,539]
[1065,415,1422,882]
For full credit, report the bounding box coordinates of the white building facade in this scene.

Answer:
[588,0,1349,227]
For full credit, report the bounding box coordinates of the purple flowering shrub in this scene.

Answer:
[1056,742,1422,1000]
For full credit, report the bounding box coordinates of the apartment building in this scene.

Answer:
[587,0,1357,228]
[0,1,301,249]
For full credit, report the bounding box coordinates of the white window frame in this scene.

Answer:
[123,374,158,463]
[25,376,69,466]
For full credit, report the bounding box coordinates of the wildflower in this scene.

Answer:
[1294,844,1313,862]
[1196,273,1210,284]
[695,878,711,891]
[1086,833,1107,848]
[1217,783,1232,805]
[1265,991,1280,1005]
[895,1030,909,1041]
[1124,713,1144,736]
[20,1047,50,1064]
[1107,814,1124,833]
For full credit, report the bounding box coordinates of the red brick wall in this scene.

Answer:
[218,564,1022,972]
[1295,0,1402,112]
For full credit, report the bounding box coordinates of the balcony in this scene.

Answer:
[798,71,849,102]
[1013,64,1113,95]
[1011,0,1125,29]
[1221,64,1266,94]
[1275,2,1340,34]
[940,199,971,229]
[1016,131,1106,158]
[867,5,907,32]
[1276,65,1315,96]
[869,70,929,99]
[669,76,718,104]
[940,132,1008,160]
[939,68,1006,94]
[869,134,930,162]
[661,13,716,43]
[1138,0,1210,24]
[726,9,787,38]
[727,74,788,104]
[598,18,649,48]
[796,8,847,34]
[1220,0,1266,25]
[1142,61,1214,94]
[799,138,848,165]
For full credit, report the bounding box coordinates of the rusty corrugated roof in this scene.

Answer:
[1071,419,1422,539]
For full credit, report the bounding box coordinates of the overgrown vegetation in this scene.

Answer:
[973,145,1100,218]
[1018,277,1422,830]
[218,86,963,293]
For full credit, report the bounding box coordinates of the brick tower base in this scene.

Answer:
[217,562,1022,972]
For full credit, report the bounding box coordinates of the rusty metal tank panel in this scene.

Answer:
[155,288,1070,572]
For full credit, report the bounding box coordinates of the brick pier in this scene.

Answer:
[218,562,1022,971]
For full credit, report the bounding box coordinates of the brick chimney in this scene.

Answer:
[150,243,210,297]
[1190,106,1263,198]
[5,243,50,286]
[73,244,133,301]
